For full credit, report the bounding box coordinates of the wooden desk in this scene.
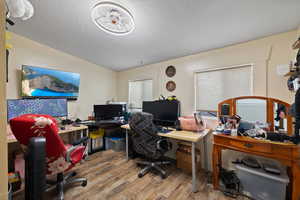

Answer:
[121,124,211,193]
[121,124,209,142]
[7,124,89,196]
[7,124,89,173]
[212,133,300,200]
[7,124,89,144]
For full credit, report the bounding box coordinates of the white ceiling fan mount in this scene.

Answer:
[6,0,34,21]
[91,1,135,36]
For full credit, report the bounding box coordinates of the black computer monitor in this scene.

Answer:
[94,104,123,120]
[142,101,180,127]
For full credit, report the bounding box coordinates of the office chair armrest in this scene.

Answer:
[65,144,87,164]
[157,139,172,151]
[65,137,89,162]
[65,145,77,163]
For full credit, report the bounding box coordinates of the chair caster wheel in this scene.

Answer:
[138,173,143,178]
[161,174,167,179]
[81,181,87,187]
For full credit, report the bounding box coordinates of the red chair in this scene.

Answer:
[10,114,87,200]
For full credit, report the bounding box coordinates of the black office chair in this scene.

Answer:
[129,112,172,179]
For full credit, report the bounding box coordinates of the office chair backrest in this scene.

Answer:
[10,114,70,175]
[129,112,163,159]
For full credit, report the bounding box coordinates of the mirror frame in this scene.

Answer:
[218,96,293,135]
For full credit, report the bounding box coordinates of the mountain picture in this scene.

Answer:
[21,65,80,98]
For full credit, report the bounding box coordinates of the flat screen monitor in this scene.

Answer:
[94,104,123,120]
[7,98,68,121]
[142,101,180,126]
[21,65,80,99]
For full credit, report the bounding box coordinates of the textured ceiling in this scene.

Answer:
[9,0,300,71]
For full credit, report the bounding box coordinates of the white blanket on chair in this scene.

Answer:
[6,0,34,20]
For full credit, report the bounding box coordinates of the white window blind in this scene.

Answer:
[195,65,253,111]
[128,79,153,110]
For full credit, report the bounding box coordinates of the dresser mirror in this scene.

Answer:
[236,99,267,123]
[273,102,288,132]
[218,96,293,134]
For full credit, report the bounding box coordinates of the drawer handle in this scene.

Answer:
[244,143,253,148]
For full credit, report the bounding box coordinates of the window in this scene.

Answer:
[128,79,153,111]
[195,65,253,111]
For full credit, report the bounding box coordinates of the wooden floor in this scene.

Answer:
[15,150,241,200]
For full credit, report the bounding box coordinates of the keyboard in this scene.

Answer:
[157,127,172,134]
[80,119,124,125]
[97,120,122,124]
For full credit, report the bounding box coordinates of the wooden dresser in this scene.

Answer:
[212,133,300,200]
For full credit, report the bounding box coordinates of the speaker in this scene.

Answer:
[25,137,46,200]
[221,104,230,116]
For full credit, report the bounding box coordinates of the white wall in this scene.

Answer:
[7,33,117,120]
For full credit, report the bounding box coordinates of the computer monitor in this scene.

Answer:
[94,104,123,120]
[142,101,180,127]
[7,99,68,121]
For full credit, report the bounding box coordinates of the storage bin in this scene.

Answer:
[89,128,104,153]
[235,164,289,200]
[105,137,113,150]
[110,137,125,152]
[105,137,125,151]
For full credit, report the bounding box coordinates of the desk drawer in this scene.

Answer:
[229,140,271,154]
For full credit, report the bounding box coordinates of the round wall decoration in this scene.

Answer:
[166,81,176,92]
[165,65,176,77]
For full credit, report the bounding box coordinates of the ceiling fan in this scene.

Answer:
[6,0,34,23]
[91,1,135,35]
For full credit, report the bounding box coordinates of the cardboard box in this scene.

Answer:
[176,144,201,174]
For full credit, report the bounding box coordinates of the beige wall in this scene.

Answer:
[117,30,299,115]
[7,33,117,120]
[116,30,299,170]
[1,0,8,198]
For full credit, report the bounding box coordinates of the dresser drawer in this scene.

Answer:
[229,140,271,154]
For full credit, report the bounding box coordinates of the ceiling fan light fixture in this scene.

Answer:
[91,1,135,35]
